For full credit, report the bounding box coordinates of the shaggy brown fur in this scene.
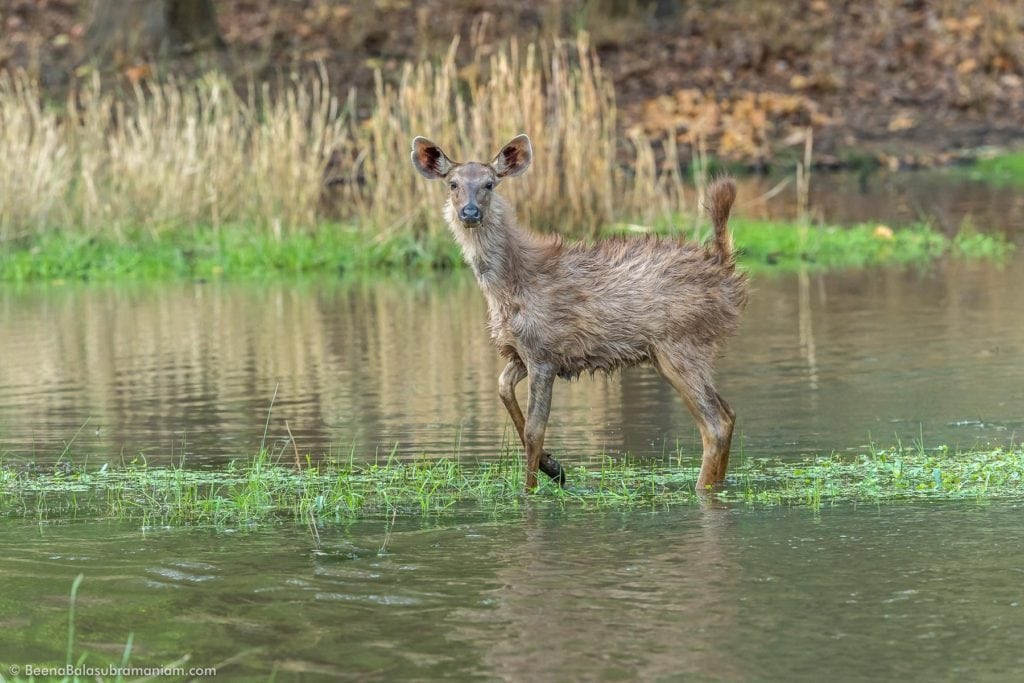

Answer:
[412,134,747,491]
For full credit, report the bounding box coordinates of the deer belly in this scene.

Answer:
[492,310,652,376]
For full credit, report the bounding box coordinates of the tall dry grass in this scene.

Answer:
[0,72,74,241]
[84,72,348,240]
[328,31,690,236]
[0,33,690,245]
[1,69,348,242]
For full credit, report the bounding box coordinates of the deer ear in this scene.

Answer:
[411,137,455,179]
[491,134,533,178]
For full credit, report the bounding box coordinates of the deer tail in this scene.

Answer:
[704,177,737,265]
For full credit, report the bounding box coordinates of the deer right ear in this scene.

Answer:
[411,137,455,179]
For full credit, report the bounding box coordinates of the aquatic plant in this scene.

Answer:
[0,573,195,683]
[2,444,1021,526]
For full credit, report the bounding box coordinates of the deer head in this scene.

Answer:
[411,134,532,227]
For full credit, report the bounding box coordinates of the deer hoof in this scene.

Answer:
[539,452,567,488]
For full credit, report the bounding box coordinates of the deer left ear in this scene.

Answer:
[491,134,533,178]
[411,137,455,179]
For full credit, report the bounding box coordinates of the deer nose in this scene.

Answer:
[460,204,482,223]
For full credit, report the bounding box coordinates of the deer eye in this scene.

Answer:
[485,181,494,190]
[449,181,457,190]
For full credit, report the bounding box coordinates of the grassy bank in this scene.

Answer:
[964,152,1024,184]
[727,218,1012,269]
[0,222,464,281]
[0,217,1011,282]
[2,444,1021,525]
[1,35,1016,283]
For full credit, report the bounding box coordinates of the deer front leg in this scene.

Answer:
[498,361,565,486]
[523,363,555,492]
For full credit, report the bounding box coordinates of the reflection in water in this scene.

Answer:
[797,268,820,395]
[462,503,742,681]
[0,277,625,464]
[1,502,1023,679]
[1,255,1022,465]
[736,170,1024,237]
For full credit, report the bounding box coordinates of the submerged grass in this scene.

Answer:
[2,444,1021,525]
[0,216,1011,281]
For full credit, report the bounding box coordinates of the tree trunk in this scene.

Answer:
[165,0,223,53]
[87,0,221,65]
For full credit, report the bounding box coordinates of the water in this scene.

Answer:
[2,169,1022,466]
[1,257,1021,467]
[738,168,1024,236]
[2,502,1023,680]
[2,170,1024,679]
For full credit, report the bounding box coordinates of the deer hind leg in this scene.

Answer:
[498,361,565,487]
[654,347,735,490]
[714,392,736,482]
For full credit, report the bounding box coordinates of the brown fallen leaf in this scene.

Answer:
[887,113,917,132]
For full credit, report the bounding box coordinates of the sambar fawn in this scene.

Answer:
[411,134,748,491]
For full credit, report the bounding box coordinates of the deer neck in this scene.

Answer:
[445,195,539,299]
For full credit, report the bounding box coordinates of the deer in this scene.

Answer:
[411,133,748,492]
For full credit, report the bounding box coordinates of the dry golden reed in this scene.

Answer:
[0,33,690,244]
[1,68,348,242]
[0,72,74,241]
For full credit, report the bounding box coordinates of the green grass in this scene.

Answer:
[0,223,464,281]
[2,444,1021,525]
[729,218,1013,269]
[963,152,1024,184]
[0,217,1012,282]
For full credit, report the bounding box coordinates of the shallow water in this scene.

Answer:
[0,256,1021,467]
[2,501,1023,680]
[737,168,1024,238]
[2,170,1024,681]
[3,169,1022,467]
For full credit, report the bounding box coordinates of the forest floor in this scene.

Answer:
[3,1,1024,170]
